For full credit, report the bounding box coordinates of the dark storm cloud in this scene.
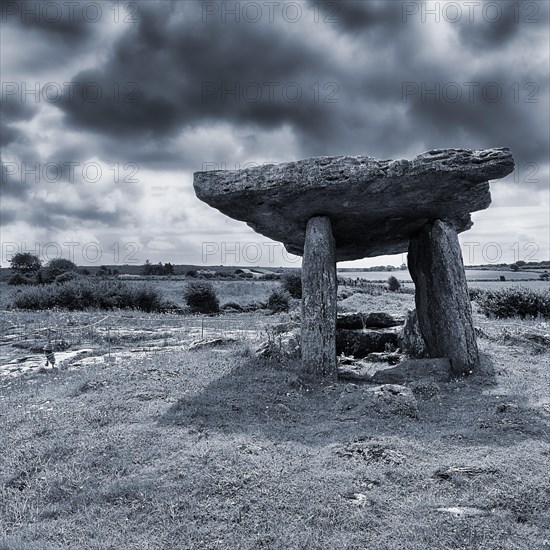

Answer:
[1,191,135,229]
[2,0,96,41]
[2,0,548,182]
[56,0,342,150]
[0,159,24,198]
[404,66,549,165]
[0,123,26,148]
[0,208,17,226]
[1,97,36,147]
[455,0,533,49]
[309,0,404,33]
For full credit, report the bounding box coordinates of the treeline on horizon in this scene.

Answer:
[2,256,549,277]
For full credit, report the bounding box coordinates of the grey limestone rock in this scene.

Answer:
[194,148,514,262]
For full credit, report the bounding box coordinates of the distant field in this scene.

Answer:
[150,278,280,307]
[340,269,548,282]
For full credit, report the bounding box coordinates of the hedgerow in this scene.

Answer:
[475,287,550,319]
[10,278,169,312]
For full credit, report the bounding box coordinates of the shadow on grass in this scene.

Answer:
[160,351,549,448]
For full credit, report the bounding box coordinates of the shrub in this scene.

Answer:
[10,279,168,312]
[261,273,280,280]
[184,282,220,314]
[468,287,484,301]
[8,273,33,286]
[387,275,401,292]
[281,271,302,298]
[266,289,290,313]
[55,271,79,284]
[45,258,78,283]
[476,287,550,319]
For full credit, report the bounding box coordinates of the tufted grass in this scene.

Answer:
[1,309,549,549]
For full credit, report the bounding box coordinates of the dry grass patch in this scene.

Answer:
[1,322,549,549]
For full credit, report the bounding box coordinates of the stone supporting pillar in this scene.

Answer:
[408,219,479,376]
[301,216,337,378]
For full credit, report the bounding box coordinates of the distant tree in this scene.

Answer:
[539,272,549,281]
[281,271,302,299]
[400,263,407,270]
[186,269,198,278]
[142,260,154,275]
[45,258,77,282]
[387,275,401,292]
[516,260,526,267]
[164,262,175,275]
[510,263,519,272]
[10,252,42,274]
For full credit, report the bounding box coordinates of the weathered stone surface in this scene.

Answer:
[337,357,379,381]
[337,352,403,382]
[336,327,400,358]
[337,312,403,330]
[408,220,479,375]
[399,309,426,358]
[194,148,514,262]
[301,217,337,377]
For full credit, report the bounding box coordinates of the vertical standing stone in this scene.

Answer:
[301,216,337,378]
[408,219,479,376]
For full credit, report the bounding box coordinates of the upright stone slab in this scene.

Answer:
[301,216,337,378]
[408,219,479,376]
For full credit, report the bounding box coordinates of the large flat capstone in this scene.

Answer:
[193,148,514,261]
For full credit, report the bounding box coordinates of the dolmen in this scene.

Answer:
[194,148,514,378]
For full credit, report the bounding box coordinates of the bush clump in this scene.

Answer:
[387,275,401,292]
[8,273,34,286]
[44,258,78,283]
[54,271,79,284]
[476,287,550,319]
[184,281,220,314]
[10,279,168,312]
[266,289,291,313]
[281,271,302,298]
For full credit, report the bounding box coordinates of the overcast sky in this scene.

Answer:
[1,0,549,268]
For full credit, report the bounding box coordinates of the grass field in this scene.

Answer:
[1,281,549,549]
